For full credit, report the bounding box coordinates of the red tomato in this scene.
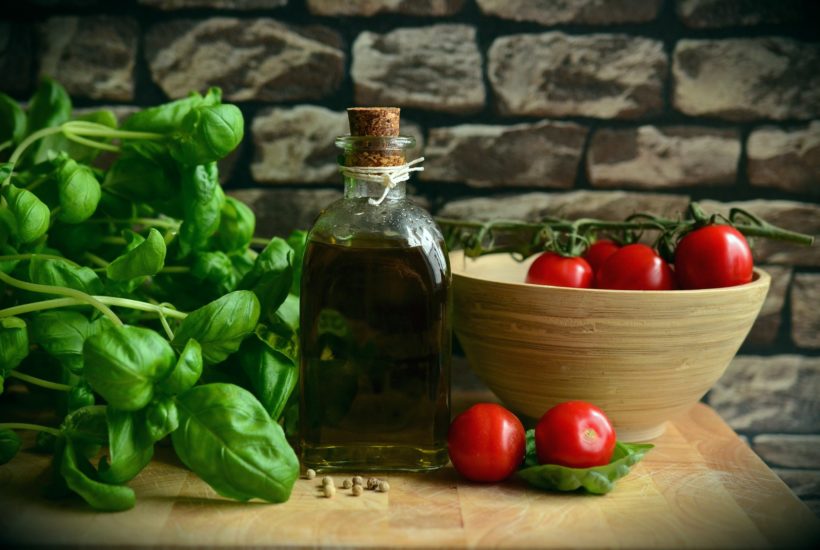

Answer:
[535,401,616,468]
[448,403,526,482]
[595,244,677,291]
[583,239,620,273]
[674,225,753,289]
[525,252,593,288]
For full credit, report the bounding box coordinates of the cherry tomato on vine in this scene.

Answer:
[525,252,593,288]
[448,403,526,482]
[535,401,616,469]
[674,225,753,289]
[595,244,677,291]
[583,239,620,273]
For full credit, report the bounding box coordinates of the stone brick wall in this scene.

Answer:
[1,0,818,514]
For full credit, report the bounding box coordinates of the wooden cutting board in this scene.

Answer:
[1,398,818,549]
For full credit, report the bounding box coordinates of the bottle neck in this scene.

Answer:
[343,176,406,201]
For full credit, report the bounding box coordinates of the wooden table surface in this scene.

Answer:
[1,396,819,549]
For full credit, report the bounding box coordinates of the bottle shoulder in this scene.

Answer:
[308,197,444,249]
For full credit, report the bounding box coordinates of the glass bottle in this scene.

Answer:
[299,110,451,472]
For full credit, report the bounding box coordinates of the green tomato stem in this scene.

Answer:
[158,313,175,340]
[62,130,120,153]
[0,271,123,326]
[0,139,13,153]
[0,422,61,437]
[8,371,71,392]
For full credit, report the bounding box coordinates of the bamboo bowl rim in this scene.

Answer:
[450,250,771,296]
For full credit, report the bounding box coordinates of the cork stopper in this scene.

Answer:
[345,107,404,167]
[347,107,400,137]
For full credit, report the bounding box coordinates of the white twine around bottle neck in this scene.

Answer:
[338,157,425,206]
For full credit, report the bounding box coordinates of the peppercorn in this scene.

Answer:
[322,476,334,487]
[323,484,336,498]
[352,484,363,496]
[378,480,390,493]
[352,475,364,486]
[305,468,316,480]
[342,479,352,489]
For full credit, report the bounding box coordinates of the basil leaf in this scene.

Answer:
[172,383,299,503]
[98,407,154,485]
[0,428,21,464]
[0,92,25,146]
[0,317,28,389]
[171,290,260,366]
[238,237,293,318]
[56,157,101,224]
[60,438,136,512]
[171,104,244,166]
[122,88,220,134]
[213,196,255,253]
[518,431,653,495]
[29,257,104,295]
[178,163,223,257]
[106,228,166,281]
[84,325,176,411]
[158,338,202,396]
[286,230,308,296]
[0,206,16,249]
[31,311,111,375]
[26,77,71,137]
[104,152,175,203]
[1,184,50,244]
[144,396,179,443]
[191,251,237,295]
[68,381,96,412]
[238,335,298,421]
[60,405,108,458]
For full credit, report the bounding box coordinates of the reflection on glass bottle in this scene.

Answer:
[300,108,451,472]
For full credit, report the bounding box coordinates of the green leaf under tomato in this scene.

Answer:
[518,430,652,495]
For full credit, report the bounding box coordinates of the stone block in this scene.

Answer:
[792,273,820,349]
[676,0,804,28]
[140,0,287,8]
[477,0,661,25]
[698,200,820,266]
[488,32,666,119]
[754,435,820,469]
[145,18,344,102]
[307,0,463,16]
[673,38,820,121]
[351,25,484,114]
[437,190,690,222]
[251,105,423,185]
[37,16,138,101]
[773,469,820,498]
[0,22,32,96]
[422,121,587,188]
[745,265,790,347]
[748,122,820,196]
[709,355,820,433]
[587,126,740,189]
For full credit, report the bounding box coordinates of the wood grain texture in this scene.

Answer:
[451,251,771,441]
[1,401,818,549]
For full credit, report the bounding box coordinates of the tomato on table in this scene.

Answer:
[525,252,593,288]
[448,403,526,482]
[583,239,620,273]
[535,401,616,469]
[674,225,753,289]
[595,243,677,291]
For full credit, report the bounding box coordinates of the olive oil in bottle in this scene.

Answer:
[299,108,451,471]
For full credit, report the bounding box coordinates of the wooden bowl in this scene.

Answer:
[451,251,771,441]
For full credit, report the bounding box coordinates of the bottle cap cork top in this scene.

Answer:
[347,107,400,137]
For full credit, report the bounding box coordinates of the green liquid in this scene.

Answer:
[299,239,451,471]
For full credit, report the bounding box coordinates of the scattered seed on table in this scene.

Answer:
[305,469,316,480]
[352,475,364,486]
[352,484,363,496]
[322,476,334,487]
[342,479,352,489]
[378,481,390,493]
[324,484,336,498]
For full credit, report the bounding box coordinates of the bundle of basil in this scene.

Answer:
[0,79,304,511]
